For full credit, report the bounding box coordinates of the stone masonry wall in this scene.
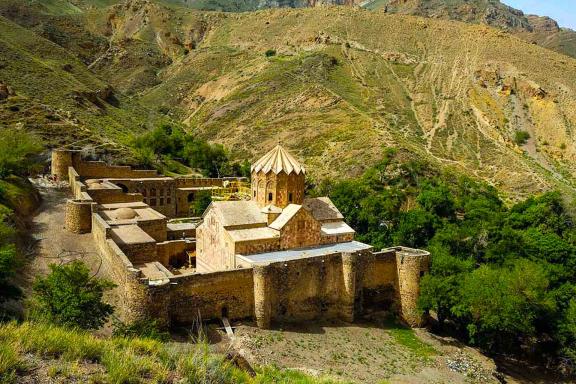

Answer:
[161,269,255,325]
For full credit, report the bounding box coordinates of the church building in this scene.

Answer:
[196,145,357,272]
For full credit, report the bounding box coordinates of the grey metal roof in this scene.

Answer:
[236,240,372,266]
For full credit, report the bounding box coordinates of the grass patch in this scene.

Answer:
[0,322,343,383]
[381,319,437,360]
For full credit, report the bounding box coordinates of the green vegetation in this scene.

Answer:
[0,129,42,318]
[112,318,170,341]
[321,149,576,365]
[0,322,343,383]
[31,261,115,330]
[132,124,250,178]
[514,130,531,146]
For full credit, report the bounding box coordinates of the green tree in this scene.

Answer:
[192,191,212,216]
[32,261,115,329]
[458,260,554,350]
[0,129,42,178]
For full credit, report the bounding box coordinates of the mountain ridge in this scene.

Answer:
[1,0,576,201]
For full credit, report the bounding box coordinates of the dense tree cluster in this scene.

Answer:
[131,124,250,178]
[319,149,576,366]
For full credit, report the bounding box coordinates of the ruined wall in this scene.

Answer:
[320,233,354,245]
[235,238,280,260]
[252,171,305,208]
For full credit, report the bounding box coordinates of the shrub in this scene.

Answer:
[113,318,170,341]
[0,129,42,178]
[32,261,115,329]
[264,49,276,57]
[514,130,530,146]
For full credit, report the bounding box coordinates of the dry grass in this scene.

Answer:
[0,321,344,384]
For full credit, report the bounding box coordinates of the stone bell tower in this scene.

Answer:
[251,145,305,209]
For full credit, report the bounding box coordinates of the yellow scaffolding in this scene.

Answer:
[210,180,251,201]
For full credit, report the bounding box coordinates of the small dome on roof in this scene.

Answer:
[114,207,137,220]
[251,145,305,175]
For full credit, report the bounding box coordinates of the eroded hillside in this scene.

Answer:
[1,1,576,200]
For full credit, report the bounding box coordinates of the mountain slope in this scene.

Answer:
[1,1,576,201]
[0,12,165,152]
[365,0,576,59]
[127,5,576,199]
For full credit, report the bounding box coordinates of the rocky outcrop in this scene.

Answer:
[0,82,14,100]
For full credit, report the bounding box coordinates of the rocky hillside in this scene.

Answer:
[1,0,576,200]
[365,0,576,59]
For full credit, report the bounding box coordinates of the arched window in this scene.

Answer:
[268,192,273,201]
[288,192,293,202]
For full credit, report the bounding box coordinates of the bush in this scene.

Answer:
[264,49,276,57]
[113,318,170,341]
[0,129,42,178]
[514,130,530,146]
[32,261,115,329]
[131,125,243,178]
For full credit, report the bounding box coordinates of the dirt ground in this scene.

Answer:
[215,318,499,384]
[24,180,101,282]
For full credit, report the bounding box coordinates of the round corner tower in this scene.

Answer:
[395,247,431,327]
[51,149,81,181]
[251,145,305,208]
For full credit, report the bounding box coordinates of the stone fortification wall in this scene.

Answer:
[85,188,143,205]
[253,252,349,328]
[76,161,158,179]
[140,268,255,326]
[395,247,430,326]
[65,199,95,234]
[52,150,81,180]
[52,150,157,181]
[357,250,398,313]
[175,177,244,188]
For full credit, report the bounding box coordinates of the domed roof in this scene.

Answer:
[114,207,137,220]
[251,145,305,175]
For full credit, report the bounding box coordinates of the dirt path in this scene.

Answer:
[22,180,101,290]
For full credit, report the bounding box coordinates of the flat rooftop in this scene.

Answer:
[236,241,373,266]
[110,225,156,245]
[100,202,149,210]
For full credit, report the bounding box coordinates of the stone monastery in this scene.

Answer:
[52,145,429,328]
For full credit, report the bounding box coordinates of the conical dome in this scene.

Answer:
[251,145,305,175]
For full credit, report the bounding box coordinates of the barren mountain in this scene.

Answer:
[1,0,576,201]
